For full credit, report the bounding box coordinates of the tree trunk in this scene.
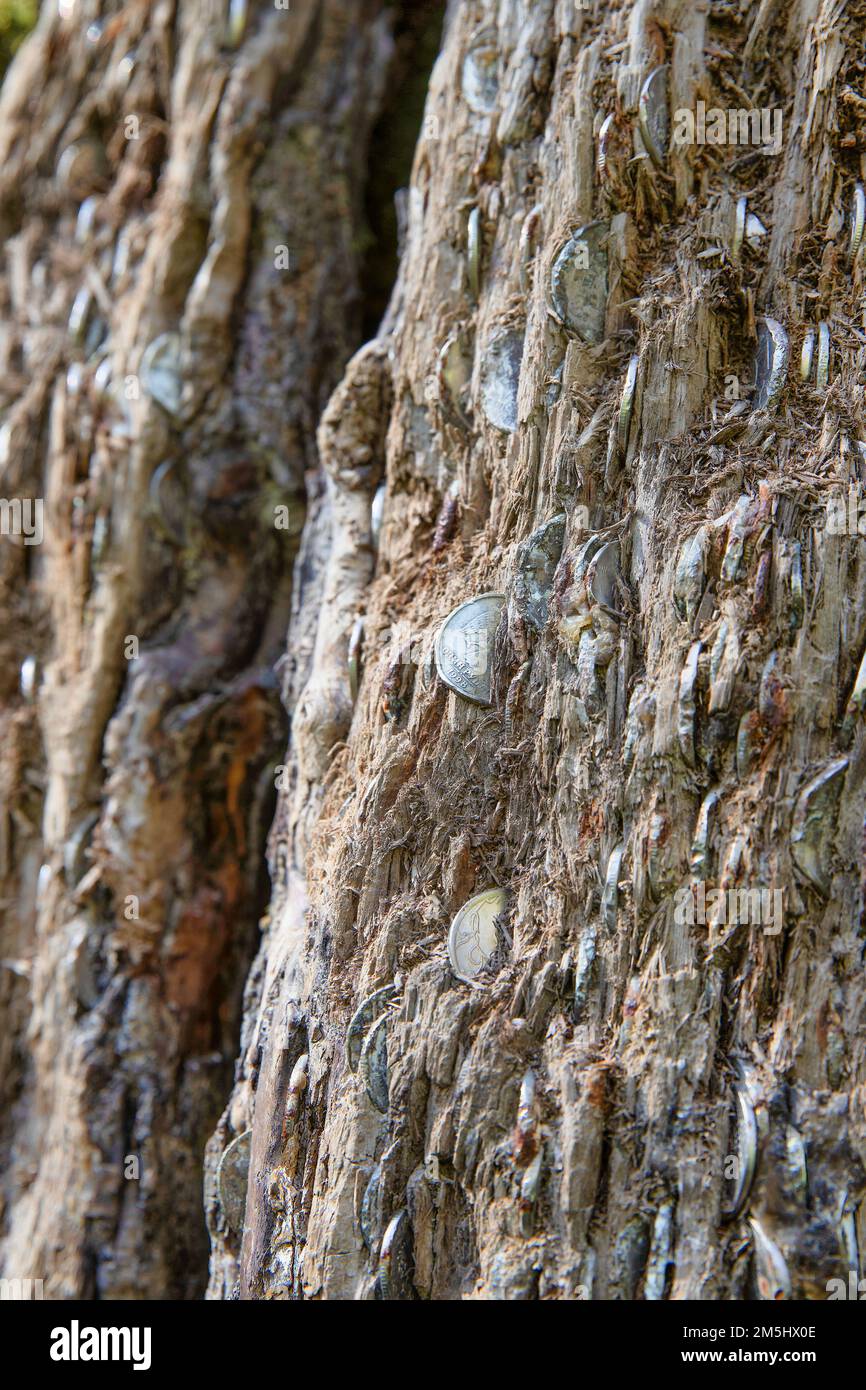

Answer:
[4,0,866,1303]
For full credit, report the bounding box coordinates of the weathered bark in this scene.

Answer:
[207,0,866,1302]
[0,0,399,1298]
[3,0,866,1304]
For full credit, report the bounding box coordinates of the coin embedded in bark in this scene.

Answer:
[550,222,609,343]
[141,332,183,417]
[225,0,246,47]
[731,196,747,260]
[378,1209,414,1300]
[435,592,504,705]
[467,206,481,299]
[617,354,639,454]
[346,983,396,1072]
[597,112,615,180]
[448,887,507,981]
[799,328,815,381]
[479,330,523,431]
[217,1129,252,1235]
[816,321,831,389]
[752,316,789,411]
[462,43,498,115]
[851,183,865,259]
[438,329,472,420]
[360,1013,389,1112]
[371,483,386,549]
[746,212,768,248]
[638,65,669,168]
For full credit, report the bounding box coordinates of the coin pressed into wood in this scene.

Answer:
[638,65,669,169]
[378,1209,414,1299]
[448,887,508,981]
[752,316,789,411]
[346,983,396,1072]
[550,221,609,343]
[435,592,504,705]
[479,330,523,431]
[617,354,639,454]
[217,1129,252,1236]
[359,1012,389,1112]
[850,182,865,259]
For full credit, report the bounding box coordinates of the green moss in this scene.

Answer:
[0,0,37,76]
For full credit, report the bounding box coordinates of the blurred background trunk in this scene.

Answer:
[2,0,866,1302]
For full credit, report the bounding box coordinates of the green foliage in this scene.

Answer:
[0,0,37,76]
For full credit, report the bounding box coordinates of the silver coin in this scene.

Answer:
[550,221,609,343]
[638,65,669,169]
[359,1013,389,1112]
[347,617,364,703]
[597,112,615,181]
[799,327,815,381]
[226,0,246,47]
[745,212,768,248]
[617,354,639,454]
[371,483,386,550]
[732,196,747,260]
[378,1209,414,1300]
[752,316,789,411]
[815,320,830,389]
[587,539,623,616]
[141,332,183,417]
[851,183,865,259]
[479,330,523,431]
[346,984,396,1073]
[467,206,481,299]
[217,1129,252,1236]
[462,43,499,115]
[447,887,507,981]
[435,592,504,705]
[19,655,37,702]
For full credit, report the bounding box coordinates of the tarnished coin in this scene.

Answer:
[378,1209,414,1300]
[617,354,639,454]
[815,320,831,389]
[850,183,865,259]
[360,1163,382,1249]
[479,329,523,431]
[346,983,396,1072]
[638,65,669,169]
[799,327,815,381]
[752,316,789,411]
[217,1129,252,1236]
[448,887,507,981]
[514,514,566,631]
[438,328,472,419]
[435,592,504,705]
[141,332,183,417]
[359,1013,389,1112]
[587,539,623,616]
[467,206,481,299]
[550,221,609,343]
